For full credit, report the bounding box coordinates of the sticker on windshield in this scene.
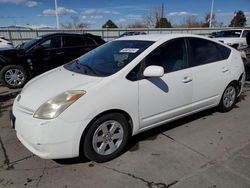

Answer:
[120,48,139,53]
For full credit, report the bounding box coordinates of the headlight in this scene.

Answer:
[33,90,86,119]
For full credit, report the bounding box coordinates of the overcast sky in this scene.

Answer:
[0,0,249,28]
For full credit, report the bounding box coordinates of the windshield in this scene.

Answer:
[18,37,41,49]
[64,40,154,77]
[211,30,242,38]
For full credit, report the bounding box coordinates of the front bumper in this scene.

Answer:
[12,99,89,159]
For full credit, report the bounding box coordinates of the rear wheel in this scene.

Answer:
[218,83,238,112]
[83,113,130,163]
[0,65,28,89]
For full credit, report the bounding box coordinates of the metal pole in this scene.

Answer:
[209,0,214,28]
[55,0,60,29]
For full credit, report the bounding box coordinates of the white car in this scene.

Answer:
[0,36,13,49]
[11,34,245,162]
[210,29,250,49]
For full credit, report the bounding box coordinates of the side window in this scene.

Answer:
[126,63,142,81]
[145,38,188,73]
[39,36,61,49]
[216,44,231,60]
[84,37,96,46]
[189,38,222,67]
[242,30,250,37]
[63,36,84,47]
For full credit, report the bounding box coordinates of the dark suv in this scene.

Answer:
[0,33,105,88]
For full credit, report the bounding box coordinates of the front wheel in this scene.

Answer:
[83,113,130,163]
[0,65,28,89]
[218,83,238,112]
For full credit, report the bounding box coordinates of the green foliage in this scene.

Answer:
[155,17,172,28]
[229,10,247,27]
[102,20,118,28]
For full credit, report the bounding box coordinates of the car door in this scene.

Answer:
[187,37,231,109]
[138,38,193,128]
[30,36,64,73]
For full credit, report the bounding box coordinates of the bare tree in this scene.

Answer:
[181,16,203,28]
[143,5,162,28]
[127,22,146,28]
[61,15,89,29]
[70,15,80,28]
[203,12,224,27]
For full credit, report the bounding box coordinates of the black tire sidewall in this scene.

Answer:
[219,83,238,112]
[0,65,28,89]
[83,113,130,163]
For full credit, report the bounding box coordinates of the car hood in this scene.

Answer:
[17,67,103,111]
[0,48,20,56]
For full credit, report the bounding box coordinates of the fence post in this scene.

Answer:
[8,29,13,44]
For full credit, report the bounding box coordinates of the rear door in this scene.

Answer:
[62,35,98,63]
[187,37,231,109]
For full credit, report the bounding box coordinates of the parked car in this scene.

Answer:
[11,34,245,162]
[119,31,146,38]
[210,29,250,49]
[0,36,13,49]
[0,33,105,88]
[241,32,250,79]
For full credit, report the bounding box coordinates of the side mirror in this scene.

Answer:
[143,65,164,78]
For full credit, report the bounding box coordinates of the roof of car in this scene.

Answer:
[39,32,100,38]
[115,34,209,42]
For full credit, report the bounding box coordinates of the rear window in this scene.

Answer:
[63,36,84,47]
[211,30,242,38]
[84,37,96,46]
[189,38,223,66]
[216,44,231,59]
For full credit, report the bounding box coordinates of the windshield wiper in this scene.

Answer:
[75,60,98,75]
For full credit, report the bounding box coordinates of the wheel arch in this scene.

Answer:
[79,109,133,156]
[229,72,244,95]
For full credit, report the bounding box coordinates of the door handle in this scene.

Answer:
[56,52,64,55]
[182,76,192,83]
[222,67,229,73]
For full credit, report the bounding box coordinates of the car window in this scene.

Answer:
[189,38,222,67]
[215,43,231,60]
[145,38,188,73]
[64,40,154,77]
[242,30,250,37]
[63,36,84,47]
[84,37,96,46]
[211,30,242,38]
[39,36,61,49]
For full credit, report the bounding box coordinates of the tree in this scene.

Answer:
[102,20,118,28]
[229,10,247,27]
[143,5,162,28]
[182,16,203,28]
[60,15,89,29]
[127,22,146,28]
[202,12,224,27]
[203,12,215,27]
[155,17,172,28]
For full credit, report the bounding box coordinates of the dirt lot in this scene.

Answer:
[0,82,250,188]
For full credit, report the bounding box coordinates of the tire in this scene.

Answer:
[83,113,130,163]
[218,83,238,112]
[0,65,28,89]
